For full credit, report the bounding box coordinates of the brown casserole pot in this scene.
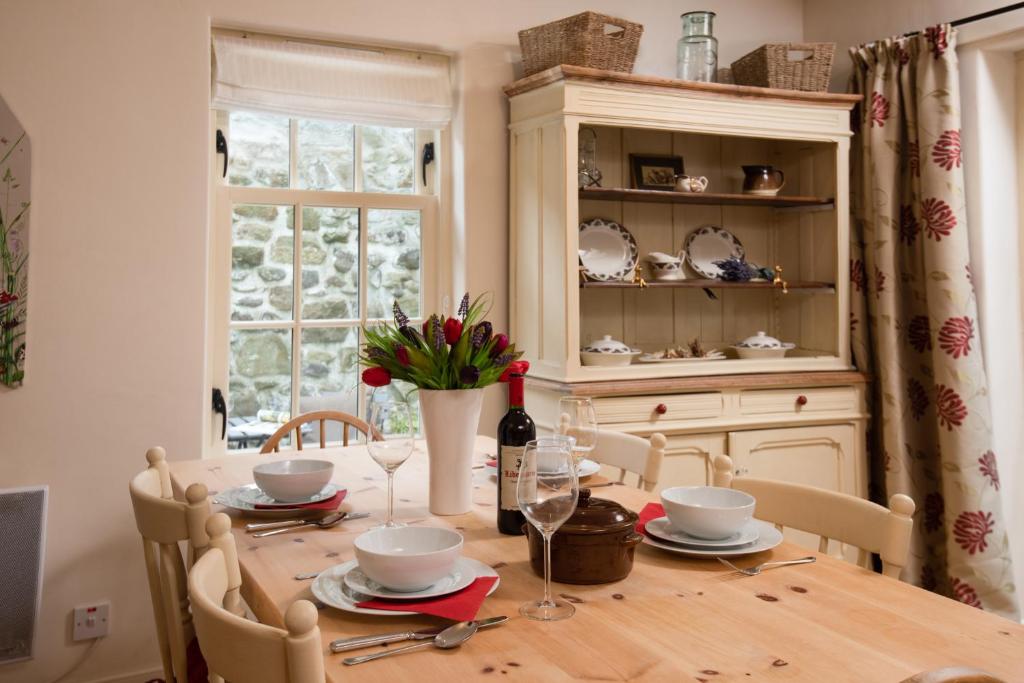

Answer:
[524,488,643,584]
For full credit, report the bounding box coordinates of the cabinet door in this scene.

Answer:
[659,433,727,488]
[727,424,861,560]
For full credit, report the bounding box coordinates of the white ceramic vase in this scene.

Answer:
[418,387,485,515]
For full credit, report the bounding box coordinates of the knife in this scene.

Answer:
[329,615,508,653]
[245,512,370,532]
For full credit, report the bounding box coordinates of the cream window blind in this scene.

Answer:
[211,32,452,128]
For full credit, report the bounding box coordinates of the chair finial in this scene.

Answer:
[889,493,915,519]
[185,482,209,504]
[284,600,319,635]
[206,511,232,538]
[146,446,166,465]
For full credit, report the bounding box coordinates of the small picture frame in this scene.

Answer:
[630,154,685,190]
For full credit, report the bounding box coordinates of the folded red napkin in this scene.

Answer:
[254,489,347,510]
[636,502,664,535]
[356,576,499,622]
[486,458,497,467]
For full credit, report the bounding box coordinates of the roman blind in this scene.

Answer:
[211,32,452,128]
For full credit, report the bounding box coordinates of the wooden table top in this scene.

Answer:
[169,437,1024,682]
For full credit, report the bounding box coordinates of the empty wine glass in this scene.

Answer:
[517,438,580,621]
[367,400,415,528]
[557,396,598,467]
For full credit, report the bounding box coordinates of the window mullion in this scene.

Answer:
[291,201,303,420]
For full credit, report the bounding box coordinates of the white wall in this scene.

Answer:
[0,1,805,681]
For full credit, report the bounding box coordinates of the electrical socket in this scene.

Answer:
[72,601,110,641]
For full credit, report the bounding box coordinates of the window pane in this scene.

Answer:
[301,207,359,320]
[228,111,289,188]
[297,118,354,191]
[360,125,414,194]
[300,327,359,443]
[228,329,292,425]
[367,209,421,319]
[231,204,294,321]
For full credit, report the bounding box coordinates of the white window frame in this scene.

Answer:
[205,110,444,456]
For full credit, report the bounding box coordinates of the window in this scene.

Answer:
[211,110,439,451]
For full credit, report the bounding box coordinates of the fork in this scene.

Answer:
[717,555,816,576]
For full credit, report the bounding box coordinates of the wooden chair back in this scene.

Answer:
[189,517,325,683]
[561,417,666,491]
[901,668,1006,683]
[129,446,216,683]
[712,454,915,578]
[260,410,381,453]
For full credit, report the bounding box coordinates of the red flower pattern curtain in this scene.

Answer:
[849,26,1018,618]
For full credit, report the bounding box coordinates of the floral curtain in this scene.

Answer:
[849,26,1018,619]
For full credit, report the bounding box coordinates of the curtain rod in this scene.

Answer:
[899,1,1024,37]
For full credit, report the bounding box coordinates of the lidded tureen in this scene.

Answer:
[732,331,795,359]
[580,335,641,366]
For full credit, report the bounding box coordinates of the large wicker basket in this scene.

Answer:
[730,42,835,92]
[518,12,643,76]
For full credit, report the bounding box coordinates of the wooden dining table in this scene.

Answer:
[169,436,1024,682]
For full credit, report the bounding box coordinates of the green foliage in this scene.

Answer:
[361,292,522,390]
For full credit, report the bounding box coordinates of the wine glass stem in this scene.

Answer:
[386,469,395,525]
[542,531,554,607]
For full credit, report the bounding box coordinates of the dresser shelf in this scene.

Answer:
[580,279,835,292]
[580,187,835,210]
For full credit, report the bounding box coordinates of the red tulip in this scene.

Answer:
[490,333,509,356]
[395,345,411,367]
[422,320,430,337]
[498,360,530,382]
[443,317,463,345]
[362,367,392,387]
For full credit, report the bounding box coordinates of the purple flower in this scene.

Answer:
[471,321,492,349]
[366,347,387,360]
[493,353,513,366]
[399,325,420,346]
[430,315,444,350]
[459,365,480,385]
[458,293,470,320]
[393,301,409,328]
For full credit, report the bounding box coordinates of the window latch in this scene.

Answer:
[422,142,435,186]
[212,388,227,440]
[216,129,228,178]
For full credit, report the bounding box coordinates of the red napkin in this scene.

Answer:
[636,502,664,536]
[486,458,497,467]
[356,576,499,622]
[254,489,347,510]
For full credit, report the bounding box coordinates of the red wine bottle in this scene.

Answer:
[497,363,534,535]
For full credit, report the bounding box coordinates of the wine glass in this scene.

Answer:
[557,396,598,468]
[366,400,415,528]
[517,438,580,621]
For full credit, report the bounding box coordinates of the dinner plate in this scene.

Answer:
[312,558,500,616]
[645,516,759,548]
[683,225,745,279]
[221,483,340,508]
[638,351,726,363]
[484,458,600,479]
[578,218,638,281]
[343,557,477,600]
[641,519,783,558]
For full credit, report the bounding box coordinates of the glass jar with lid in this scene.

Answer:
[676,11,718,82]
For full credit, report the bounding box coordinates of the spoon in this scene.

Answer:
[252,511,352,538]
[342,621,479,666]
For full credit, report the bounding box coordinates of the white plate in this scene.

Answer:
[638,351,726,363]
[579,218,638,281]
[485,458,600,479]
[684,226,745,279]
[312,558,500,616]
[641,519,783,558]
[343,557,477,600]
[219,483,339,508]
[645,516,759,548]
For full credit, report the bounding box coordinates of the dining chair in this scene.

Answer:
[130,446,233,683]
[900,667,1007,683]
[260,409,381,453]
[189,514,325,683]
[561,417,666,491]
[711,454,915,578]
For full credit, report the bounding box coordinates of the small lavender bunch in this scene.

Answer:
[457,293,470,320]
[713,256,757,282]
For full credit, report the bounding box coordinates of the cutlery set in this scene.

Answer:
[244,511,371,537]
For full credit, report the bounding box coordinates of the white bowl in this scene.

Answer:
[580,350,641,367]
[354,527,463,592]
[660,486,756,540]
[252,459,334,503]
[732,345,794,359]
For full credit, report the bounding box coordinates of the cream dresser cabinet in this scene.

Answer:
[504,67,868,527]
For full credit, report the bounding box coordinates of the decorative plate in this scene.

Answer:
[641,519,783,558]
[221,483,340,508]
[684,226,745,279]
[343,557,476,600]
[579,218,638,281]
[645,516,760,548]
[311,558,500,616]
[638,352,726,363]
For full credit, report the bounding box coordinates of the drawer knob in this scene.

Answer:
[654,403,668,415]
[796,395,808,406]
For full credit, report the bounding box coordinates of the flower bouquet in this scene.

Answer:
[360,293,523,515]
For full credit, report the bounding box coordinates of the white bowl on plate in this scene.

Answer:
[660,486,756,540]
[252,459,334,503]
[732,331,795,359]
[580,335,642,367]
[354,527,463,592]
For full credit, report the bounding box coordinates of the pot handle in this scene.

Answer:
[624,531,644,547]
[773,168,786,191]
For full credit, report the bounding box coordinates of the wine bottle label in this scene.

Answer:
[499,445,525,511]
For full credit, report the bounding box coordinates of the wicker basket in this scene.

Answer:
[730,42,835,92]
[518,12,643,76]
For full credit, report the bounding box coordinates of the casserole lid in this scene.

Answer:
[581,335,633,354]
[559,489,638,535]
[735,330,787,349]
